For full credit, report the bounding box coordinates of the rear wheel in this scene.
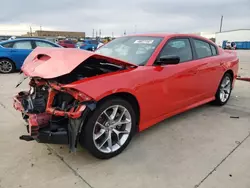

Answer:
[80,98,136,159]
[0,58,15,73]
[213,73,232,105]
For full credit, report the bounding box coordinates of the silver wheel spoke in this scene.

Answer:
[115,119,131,126]
[113,130,121,146]
[104,111,112,121]
[107,132,113,152]
[113,129,129,135]
[96,122,106,129]
[98,135,109,149]
[224,79,230,87]
[94,129,106,140]
[110,105,118,120]
[118,108,126,122]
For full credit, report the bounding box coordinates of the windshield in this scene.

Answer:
[76,42,83,46]
[95,36,163,65]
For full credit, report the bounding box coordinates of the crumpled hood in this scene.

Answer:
[21,47,137,79]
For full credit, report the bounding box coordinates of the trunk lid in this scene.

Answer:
[21,47,137,79]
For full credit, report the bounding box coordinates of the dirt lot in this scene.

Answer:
[0,50,250,188]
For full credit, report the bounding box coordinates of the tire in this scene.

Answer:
[213,73,233,106]
[80,98,136,159]
[0,58,15,73]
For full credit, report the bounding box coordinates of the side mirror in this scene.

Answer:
[156,55,180,65]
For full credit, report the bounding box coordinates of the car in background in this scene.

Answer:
[76,39,98,51]
[0,38,61,73]
[57,40,76,48]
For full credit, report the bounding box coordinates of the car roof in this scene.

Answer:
[121,33,216,45]
[125,33,208,39]
[0,38,54,44]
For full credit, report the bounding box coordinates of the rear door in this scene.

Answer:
[10,40,33,68]
[190,38,223,98]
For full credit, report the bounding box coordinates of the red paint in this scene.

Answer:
[57,40,76,48]
[21,47,137,79]
[28,113,51,136]
[16,34,239,133]
[237,77,250,82]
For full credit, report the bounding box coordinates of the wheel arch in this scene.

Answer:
[97,92,141,132]
[225,69,234,80]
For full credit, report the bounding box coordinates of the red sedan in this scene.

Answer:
[14,34,239,159]
[57,40,76,48]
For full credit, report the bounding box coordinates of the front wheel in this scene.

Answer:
[213,73,232,105]
[80,98,136,159]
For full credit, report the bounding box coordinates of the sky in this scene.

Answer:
[0,0,249,36]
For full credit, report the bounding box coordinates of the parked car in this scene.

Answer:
[76,39,98,51]
[0,38,61,73]
[13,34,238,159]
[57,40,76,48]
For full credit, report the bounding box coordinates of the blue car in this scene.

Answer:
[75,39,98,51]
[0,38,61,73]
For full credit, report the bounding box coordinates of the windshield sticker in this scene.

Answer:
[134,40,154,44]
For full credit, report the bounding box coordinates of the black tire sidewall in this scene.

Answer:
[80,98,136,159]
[0,58,15,73]
[215,73,233,105]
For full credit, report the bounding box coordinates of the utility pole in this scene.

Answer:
[92,29,95,39]
[134,25,137,34]
[40,25,42,31]
[30,26,32,36]
[219,15,223,32]
[99,29,101,38]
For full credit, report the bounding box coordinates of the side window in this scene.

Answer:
[13,41,32,49]
[210,45,217,56]
[160,38,193,63]
[2,42,14,48]
[65,41,73,44]
[35,41,56,47]
[193,39,212,59]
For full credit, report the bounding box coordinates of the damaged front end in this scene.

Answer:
[14,77,96,152]
[13,47,137,152]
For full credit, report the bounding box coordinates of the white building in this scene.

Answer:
[215,29,250,47]
[191,32,215,39]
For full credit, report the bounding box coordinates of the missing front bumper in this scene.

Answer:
[14,92,96,151]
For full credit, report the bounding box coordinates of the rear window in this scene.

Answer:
[210,45,218,56]
[193,39,212,59]
[1,42,14,48]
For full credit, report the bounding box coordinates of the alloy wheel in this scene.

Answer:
[219,76,231,102]
[93,105,132,153]
[0,60,13,73]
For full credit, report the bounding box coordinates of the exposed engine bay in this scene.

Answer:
[14,56,127,151]
[52,57,125,84]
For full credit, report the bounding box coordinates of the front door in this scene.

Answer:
[156,38,203,113]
